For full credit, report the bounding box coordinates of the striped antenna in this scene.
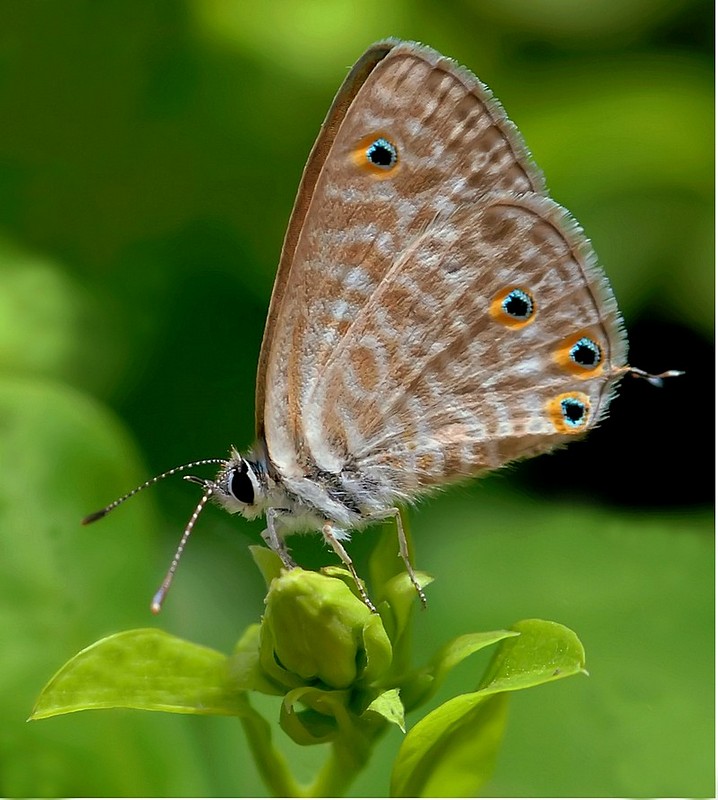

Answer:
[81,459,227,525]
[151,486,215,614]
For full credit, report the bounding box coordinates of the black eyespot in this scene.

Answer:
[502,288,534,321]
[561,397,587,427]
[229,463,254,505]
[570,337,602,369]
[366,137,397,169]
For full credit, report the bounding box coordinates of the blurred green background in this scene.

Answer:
[1,0,712,796]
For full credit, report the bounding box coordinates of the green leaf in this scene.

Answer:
[280,686,352,745]
[364,688,406,732]
[391,619,586,797]
[248,545,284,588]
[368,509,415,595]
[372,569,432,662]
[368,511,433,639]
[393,692,509,798]
[31,629,248,719]
[478,619,587,693]
[401,629,518,712]
[433,630,519,686]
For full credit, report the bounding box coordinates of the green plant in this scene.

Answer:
[32,528,585,797]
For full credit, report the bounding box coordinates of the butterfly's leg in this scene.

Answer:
[263,508,296,569]
[370,508,427,608]
[321,523,377,613]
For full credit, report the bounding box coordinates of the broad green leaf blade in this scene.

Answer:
[391,619,586,797]
[364,688,406,732]
[434,631,519,682]
[479,619,586,693]
[402,629,519,711]
[392,692,508,797]
[31,628,248,719]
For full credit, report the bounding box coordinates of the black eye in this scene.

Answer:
[366,137,398,169]
[229,464,254,505]
[502,288,534,321]
[569,337,602,369]
[561,397,588,427]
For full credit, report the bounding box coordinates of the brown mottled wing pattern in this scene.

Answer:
[254,40,395,441]
[258,40,548,480]
[310,193,627,496]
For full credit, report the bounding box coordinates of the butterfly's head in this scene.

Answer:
[81,447,270,613]
[210,448,268,521]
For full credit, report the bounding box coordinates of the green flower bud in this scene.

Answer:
[259,568,392,690]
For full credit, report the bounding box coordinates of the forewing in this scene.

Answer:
[258,39,546,477]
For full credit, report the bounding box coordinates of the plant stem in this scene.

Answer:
[303,740,364,797]
[239,703,303,797]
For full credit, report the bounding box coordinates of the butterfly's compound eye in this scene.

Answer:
[229,462,255,505]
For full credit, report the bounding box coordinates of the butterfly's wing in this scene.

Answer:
[311,192,627,498]
[255,40,396,440]
[256,39,548,483]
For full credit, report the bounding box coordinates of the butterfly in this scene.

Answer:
[84,39,680,612]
